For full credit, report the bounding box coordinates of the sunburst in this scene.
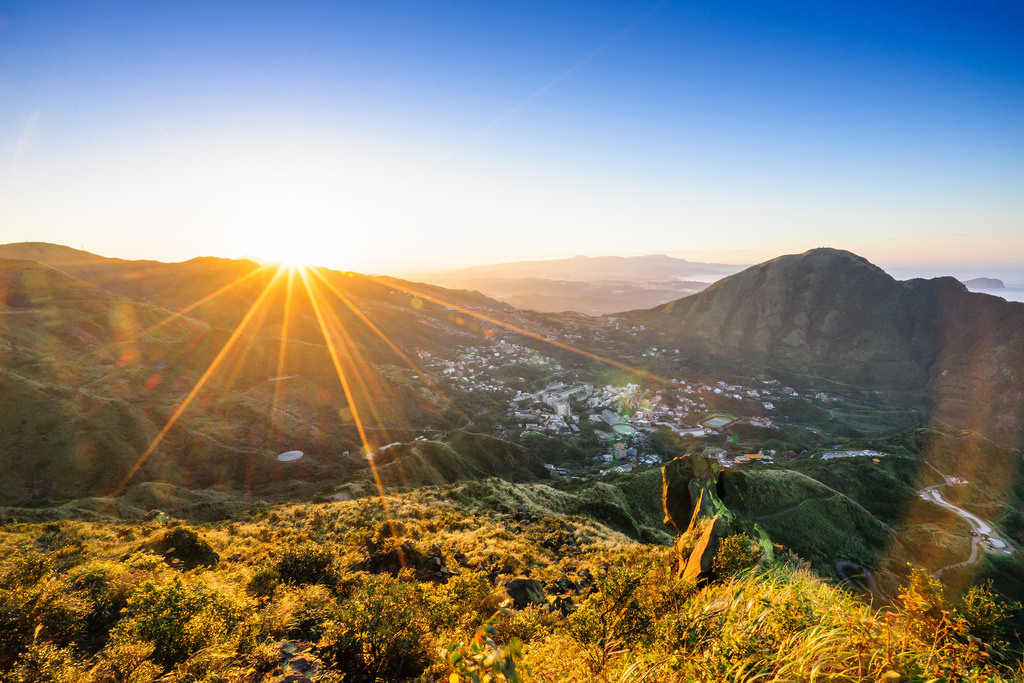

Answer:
[111,257,681,570]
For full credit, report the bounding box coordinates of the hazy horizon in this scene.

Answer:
[7,239,1024,303]
[2,2,1022,274]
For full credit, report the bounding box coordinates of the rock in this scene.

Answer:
[681,515,732,584]
[505,577,545,608]
[287,656,319,675]
[662,455,722,532]
[350,539,450,582]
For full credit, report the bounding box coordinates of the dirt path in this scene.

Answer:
[755,492,840,522]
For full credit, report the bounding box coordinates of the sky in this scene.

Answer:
[1,1,1022,276]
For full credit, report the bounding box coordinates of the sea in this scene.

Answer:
[884,266,1024,304]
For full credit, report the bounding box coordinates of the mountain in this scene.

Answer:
[622,248,1024,448]
[0,244,525,505]
[407,253,744,283]
[400,254,745,315]
[440,277,709,315]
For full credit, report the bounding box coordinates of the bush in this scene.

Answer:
[274,542,340,587]
[566,565,653,675]
[148,526,219,570]
[322,574,430,682]
[712,534,763,578]
[898,565,947,638]
[90,642,161,683]
[0,565,91,661]
[424,571,496,632]
[246,565,281,600]
[447,614,526,683]
[109,575,252,670]
[0,641,86,683]
[285,584,338,641]
[956,580,1018,647]
[65,561,133,655]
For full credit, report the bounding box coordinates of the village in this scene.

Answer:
[414,338,860,479]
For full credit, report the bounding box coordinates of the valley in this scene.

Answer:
[1,243,1023,680]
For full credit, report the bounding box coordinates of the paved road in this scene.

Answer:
[920,477,1013,579]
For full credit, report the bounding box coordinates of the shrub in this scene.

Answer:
[321,574,430,682]
[566,565,653,675]
[497,604,559,645]
[0,566,91,661]
[90,642,161,683]
[712,534,763,578]
[65,561,133,655]
[447,614,526,683]
[148,526,219,570]
[246,565,281,600]
[285,584,338,641]
[423,571,497,632]
[274,542,340,587]
[0,641,86,683]
[898,564,947,638]
[956,580,1018,647]
[109,575,251,670]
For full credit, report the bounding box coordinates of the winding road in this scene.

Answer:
[833,475,1013,598]
[920,477,1013,579]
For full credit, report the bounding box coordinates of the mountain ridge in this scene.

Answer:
[622,247,1024,448]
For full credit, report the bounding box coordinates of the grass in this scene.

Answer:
[1,476,1021,682]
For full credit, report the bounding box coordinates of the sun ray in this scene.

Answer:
[381,278,684,389]
[270,265,297,425]
[77,263,279,392]
[297,265,406,567]
[136,262,275,339]
[302,271,396,443]
[309,266,444,395]
[108,264,288,497]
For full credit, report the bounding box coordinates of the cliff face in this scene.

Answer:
[628,248,1024,447]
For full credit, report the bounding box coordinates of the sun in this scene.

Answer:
[238,202,350,269]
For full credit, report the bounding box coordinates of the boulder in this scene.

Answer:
[662,455,722,532]
[505,577,545,609]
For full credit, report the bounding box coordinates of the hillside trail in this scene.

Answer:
[755,492,840,522]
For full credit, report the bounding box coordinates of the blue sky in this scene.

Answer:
[1,1,1022,274]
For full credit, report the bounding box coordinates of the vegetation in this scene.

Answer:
[1,478,1021,682]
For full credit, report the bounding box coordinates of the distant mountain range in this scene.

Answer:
[404,254,746,315]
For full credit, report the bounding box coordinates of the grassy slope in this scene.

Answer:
[1,480,1020,682]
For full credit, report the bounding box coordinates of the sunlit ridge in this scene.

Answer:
[112,258,678,565]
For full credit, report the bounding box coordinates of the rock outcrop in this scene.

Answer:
[662,455,725,533]
[681,514,732,583]
[662,455,735,584]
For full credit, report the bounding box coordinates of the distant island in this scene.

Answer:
[962,277,1005,289]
